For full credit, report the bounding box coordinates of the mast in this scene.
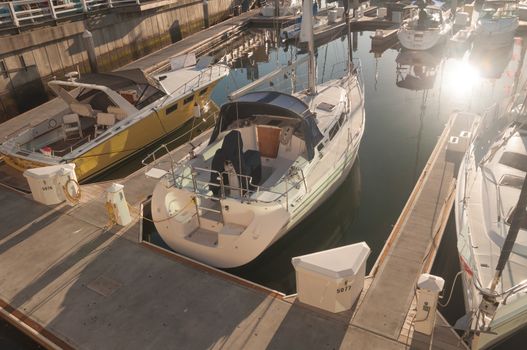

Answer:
[299,0,316,94]
[345,1,353,69]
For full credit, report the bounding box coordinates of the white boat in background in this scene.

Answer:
[473,0,519,48]
[280,6,344,41]
[261,0,301,17]
[148,0,365,268]
[455,97,527,349]
[397,2,452,51]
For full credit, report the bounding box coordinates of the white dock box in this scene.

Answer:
[292,242,370,313]
[23,164,77,205]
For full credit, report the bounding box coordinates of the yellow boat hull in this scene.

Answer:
[2,85,218,182]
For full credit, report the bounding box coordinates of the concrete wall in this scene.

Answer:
[0,0,235,122]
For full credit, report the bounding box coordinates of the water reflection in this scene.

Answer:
[396,47,442,91]
[395,47,443,181]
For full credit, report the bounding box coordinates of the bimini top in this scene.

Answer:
[210,91,323,160]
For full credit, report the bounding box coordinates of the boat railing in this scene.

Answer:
[141,113,217,180]
[167,164,307,210]
[163,65,227,100]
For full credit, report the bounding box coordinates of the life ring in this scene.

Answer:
[63,178,81,204]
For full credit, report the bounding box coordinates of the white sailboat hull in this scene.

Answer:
[151,147,359,268]
[455,112,527,349]
[397,25,451,51]
[151,73,364,268]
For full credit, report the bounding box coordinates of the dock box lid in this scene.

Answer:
[417,273,445,292]
[292,242,371,279]
[23,164,76,179]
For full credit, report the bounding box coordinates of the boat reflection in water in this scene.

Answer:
[395,47,442,91]
[470,38,515,80]
[395,47,443,181]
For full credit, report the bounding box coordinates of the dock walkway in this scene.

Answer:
[351,112,475,348]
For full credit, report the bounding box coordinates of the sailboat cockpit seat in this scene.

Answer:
[94,113,116,137]
[242,150,262,188]
[222,130,244,173]
[70,102,97,118]
[62,113,83,140]
[209,130,262,196]
[107,106,128,121]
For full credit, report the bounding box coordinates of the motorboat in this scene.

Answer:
[148,0,365,268]
[261,0,301,17]
[397,3,452,51]
[455,97,527,349]
[473,0,518,49]
[0,54,229,182]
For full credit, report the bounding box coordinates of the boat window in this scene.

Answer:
[506,207,527,230]
[500,174,525,189]
[499,152,527,172]
[166,102,178,115]
[184,95,194,105]
[199,88,208,96]
[329,122,340,141]
[338,113,345,126]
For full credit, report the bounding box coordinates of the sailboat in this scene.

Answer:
[147,0,365,268]
[455,96,527,349]
[397,1,452,51]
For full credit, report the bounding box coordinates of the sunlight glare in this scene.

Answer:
[444,59,481,97]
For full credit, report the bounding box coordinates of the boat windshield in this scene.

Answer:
[500,174,525,189]
[499,151,527,172]
[506,207,527,230]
